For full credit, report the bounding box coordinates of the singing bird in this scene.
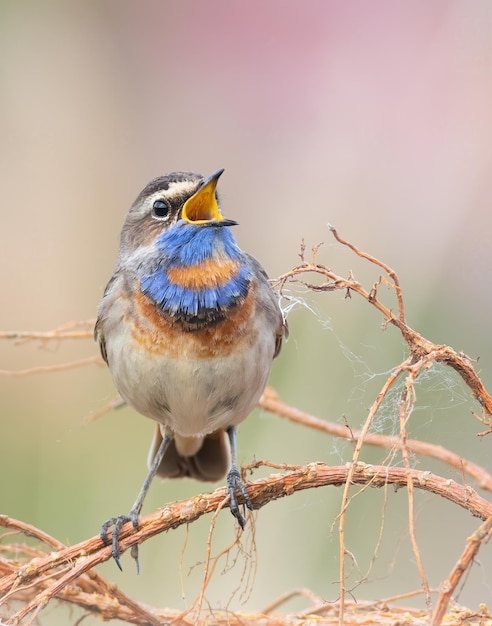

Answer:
[95,169,286,569]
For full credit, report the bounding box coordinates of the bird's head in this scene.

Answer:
[119,169,237,255]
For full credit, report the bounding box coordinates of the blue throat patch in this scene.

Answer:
[140,222,253,318]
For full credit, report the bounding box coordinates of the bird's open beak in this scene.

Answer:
[181,168,237,226]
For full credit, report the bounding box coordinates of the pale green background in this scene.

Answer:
[2,1,492,623]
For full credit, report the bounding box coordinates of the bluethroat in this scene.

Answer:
[95,169,286,570]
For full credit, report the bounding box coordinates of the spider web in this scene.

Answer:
[279,284,476,465]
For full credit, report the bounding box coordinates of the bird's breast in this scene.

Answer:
[131,281,258,359]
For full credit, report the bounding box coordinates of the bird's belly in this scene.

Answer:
[105,316,275,437]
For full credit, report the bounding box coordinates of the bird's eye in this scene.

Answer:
[152,200,170,219]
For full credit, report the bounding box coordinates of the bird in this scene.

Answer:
[95,168,286,570]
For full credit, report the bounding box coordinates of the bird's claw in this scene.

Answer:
[100,511,140,572]
[226,466,253,530]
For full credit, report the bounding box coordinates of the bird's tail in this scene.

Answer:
[148,424,230,482]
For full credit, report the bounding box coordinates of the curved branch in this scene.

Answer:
[1,462,491,623]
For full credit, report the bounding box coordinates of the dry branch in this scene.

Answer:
[2,229,492,624]
[0,320,95,342]
[1,462,491,624]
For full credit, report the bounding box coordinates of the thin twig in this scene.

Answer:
[0,320,95,342]
[328,225,406,324]
[337,357,413,624]
[399,369,431,605]
[0,356,101,377]
[431,514,492,625]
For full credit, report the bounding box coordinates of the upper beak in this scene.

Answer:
[181,168,237,226]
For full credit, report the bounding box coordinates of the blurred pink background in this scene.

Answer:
[2,1,492,621]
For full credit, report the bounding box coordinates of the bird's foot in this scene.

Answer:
[226,465,253,530]
[100,510,140,572]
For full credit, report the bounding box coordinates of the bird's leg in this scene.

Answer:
[226,426,252,529]
[100,434,171,572]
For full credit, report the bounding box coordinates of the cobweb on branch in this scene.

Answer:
[280,277,481,476]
